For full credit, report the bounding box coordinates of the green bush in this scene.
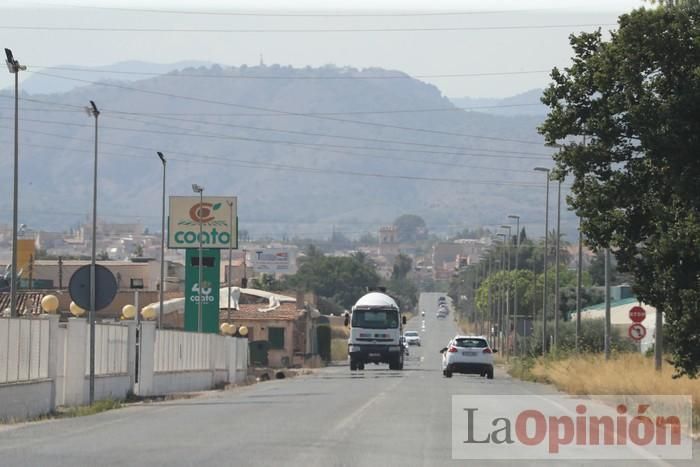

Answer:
[523,319,637,356]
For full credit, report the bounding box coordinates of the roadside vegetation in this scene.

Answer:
[509,353,700,429]
[58,399,122,418]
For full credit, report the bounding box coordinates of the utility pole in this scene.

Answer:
[85,100,100,405]
[655,303,663,371]
[575,218,583,353]
[604,248,611,360]
[554,179,562,351]
[191,184,204,333]
[227,200,234,323]
[508,215,520,355]
[5,49,25,318]
[534,167,551,354]
[157,152,166,329]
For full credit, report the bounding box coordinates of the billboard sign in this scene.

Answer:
[248,248,296,274]
[168,196,237,249]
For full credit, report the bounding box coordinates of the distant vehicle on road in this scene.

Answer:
[404,331,421,346]
[346,292,407,371]
[440,336,496,379]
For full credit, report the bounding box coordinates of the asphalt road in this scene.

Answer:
[0,292,696,466]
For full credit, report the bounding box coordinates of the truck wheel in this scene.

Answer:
[389,357,400,370]
[350,360,357,371]
[444,369,453,378]
[486,367,494,379]
[358,362,365,370]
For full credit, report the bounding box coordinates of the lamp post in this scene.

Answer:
[191,184,204,332]
[534,167,551,354]
[508,214,521,354]
[496,233,506,352]
[554,178,562,350]
[157,152,166,328]
[501,224,512,357]
[5,49,25,318]
[227,200,234,323]
[576,217,583,353]
[85,100,100,405]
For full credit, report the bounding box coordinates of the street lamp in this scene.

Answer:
[157,152,166,328]
[507,214,521,355]
[534,167,551,355]
[501,224,512,358]
[191,183,204,333]
[554,177,562,350]
[496,233,506,352]
[85,100,100,405]
[226,199,234,323]
[5,49,26,318]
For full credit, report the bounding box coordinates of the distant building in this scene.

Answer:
[575,286,659,353]
[432,239,487,280]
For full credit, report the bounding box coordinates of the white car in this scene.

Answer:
[404,331,421,346]
[440,335,495,379]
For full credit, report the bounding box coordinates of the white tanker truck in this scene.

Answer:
[345,291,407,371]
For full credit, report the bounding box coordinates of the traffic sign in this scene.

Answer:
[68,264,118,311]
[629,305,646,323]
[628,323,647,341]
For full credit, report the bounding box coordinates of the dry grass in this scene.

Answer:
[517,353,700,428]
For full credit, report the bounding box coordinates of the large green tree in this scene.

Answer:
[287,252,381,309]
[540,5,700,375]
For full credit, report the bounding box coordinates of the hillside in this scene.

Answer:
[450,89,548,117]
[0,64,563,238]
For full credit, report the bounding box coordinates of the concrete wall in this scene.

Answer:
[0,316,249,422]
[0,380,53,422]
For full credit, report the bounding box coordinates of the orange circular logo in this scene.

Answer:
[189,203,215,223]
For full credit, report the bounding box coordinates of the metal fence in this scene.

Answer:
[0,316,50,384]
[84,324,129,376]
[154,330,210,372]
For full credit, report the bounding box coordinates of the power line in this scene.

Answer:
[104,112,551,157]
[0,125,549,187]
[28,64,552,80]
[0,94,552,159]
[1,112,551,161]
[0,23,616,33]
[18,3,552,17]
[25,71,546,145]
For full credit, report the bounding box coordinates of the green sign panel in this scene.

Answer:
[185,249,220,333]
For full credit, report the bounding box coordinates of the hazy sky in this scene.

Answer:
[2,0,646,97]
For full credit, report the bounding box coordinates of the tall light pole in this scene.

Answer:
[5,49,25,318]
[576,217,583,353]
[496,233,506,352]
[226,200,234,323]
[604,248,611,360]
[534,167,551,354]
[157,152,166,328]
[501,224,512,357]
[85,100,100,405]
[192,184,204,333]
[508,214,521,354]
[554,178,562,351]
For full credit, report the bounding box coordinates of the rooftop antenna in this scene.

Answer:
[259,53,264,66]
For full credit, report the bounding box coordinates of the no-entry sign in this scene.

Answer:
[629,305,646,323]
[628,323,647,341]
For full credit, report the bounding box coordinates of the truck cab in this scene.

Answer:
[346,292,406,371]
